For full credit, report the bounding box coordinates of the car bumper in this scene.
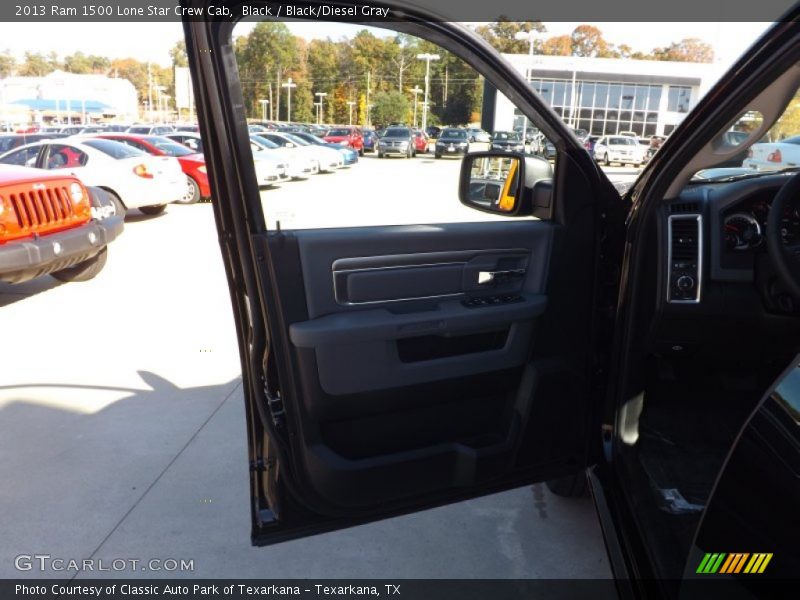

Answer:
[436,146,468,155]
[380,146,411,155]
[0,216,124,284]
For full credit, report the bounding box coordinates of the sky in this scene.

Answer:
[0,21,772,70]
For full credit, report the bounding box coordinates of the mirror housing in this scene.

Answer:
[459,151,553,216]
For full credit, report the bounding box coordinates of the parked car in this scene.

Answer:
[0,133,67,154]
[412,129,429,153]
[465,127,491,143]
[255,131,343,172]
[434,128,470,158]
[290,132,359,166]
[425,125,441,140]
[593,135,647,166]
[361,129,378,153]
[0,164,123,283]
[92,133,210,204]
[125,124,175,135]
[165,131,204,153]
[249,134,315,180]
[491,131,525,153]
[742,134,800,170]
[583,135,600,155]
[0,138,185,215]
[189,10,800,590]
[376,126,416,158]
[323,126,364,155]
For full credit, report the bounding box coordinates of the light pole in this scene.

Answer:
[315,92,327,124]
[346,101,356,125]
[259,99,270,121]
[416,53,439,132]
[281,77,297,122]
[153,85,166,123]
[410,86,422,128]
[514,30,544,149]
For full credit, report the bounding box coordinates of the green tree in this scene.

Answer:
[474,20,547,53]
[169,40,188,68]
[19,51,60,76]
[371,90,409,126]
[63,52,110,74]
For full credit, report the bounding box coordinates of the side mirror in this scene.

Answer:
[459,152,553,216]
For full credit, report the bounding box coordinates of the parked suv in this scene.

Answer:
[0,165,123,283]
[376,126,416,158]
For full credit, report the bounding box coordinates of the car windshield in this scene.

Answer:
[81,138,146,159]
[493,132,520,141]
[251,135,280,150]
[442,129,466,139]
[0,136,20,153]
[384,128,410,137]
[142,136,195,157]
[327,129,351,137]
[296,133,323,145]
[283,134,310,146]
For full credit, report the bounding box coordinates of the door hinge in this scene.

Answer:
[264,383,286,429]
[249,457,277,472]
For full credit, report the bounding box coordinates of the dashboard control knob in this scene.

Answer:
[676,275,695,291]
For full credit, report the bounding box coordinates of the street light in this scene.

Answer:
[416,53,439,132]
[346,101,356,125]
[514,30,545,147]
[410,86,423,128]
[259,99,269,122]
[153,85,166,123]
[315,92,327,124]
[281,77,297,122]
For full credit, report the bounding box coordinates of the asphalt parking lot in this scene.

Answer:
[0,155,620,579]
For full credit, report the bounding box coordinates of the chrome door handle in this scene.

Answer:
[478,269,526,285]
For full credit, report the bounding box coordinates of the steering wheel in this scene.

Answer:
[766,171,800,298]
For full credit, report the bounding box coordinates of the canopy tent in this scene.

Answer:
[10,98,112,113]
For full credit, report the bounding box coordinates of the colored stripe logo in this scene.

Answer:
[696,553,773,574]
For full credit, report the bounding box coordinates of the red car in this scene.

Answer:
[413,129,429,153]
[323,126,364,155]
[92,133,210,204]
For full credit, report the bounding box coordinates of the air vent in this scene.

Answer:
[670,202,700,213]
[667,215,702,303]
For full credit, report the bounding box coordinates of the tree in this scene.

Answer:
[651,38,714,63]
[474,20,546,53]
[63,52,110,74]
[570,25,611,58]
[0,50,16,77]
[169,40,188,68]
[19,52,60,76]
[540,35,572,57]
[371,90,409,126]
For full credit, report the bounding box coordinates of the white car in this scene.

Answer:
[165,131,290,186]
[249,134,317,179]
[255,132,343,172]
[593,136,647,167]
[742,135,800,170]
[466,127,492,143]
[0,138,186,215]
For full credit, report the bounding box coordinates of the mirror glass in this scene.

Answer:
[466,156,520,212]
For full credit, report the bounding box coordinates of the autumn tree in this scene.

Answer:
[540,35,572,56]
[0,50,16,77]
[651,38,714,63]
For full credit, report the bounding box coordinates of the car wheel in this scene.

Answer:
[104,190,126,217]
[139,204,167,216]
[378,151,384,158]
[358,147,364,156]
[51,247,108,283]
[545,472,589,498]
[603,153,610,166]
[435,153,441,159]
[176,175,201,205]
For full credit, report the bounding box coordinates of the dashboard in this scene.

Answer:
[664,172,800,307]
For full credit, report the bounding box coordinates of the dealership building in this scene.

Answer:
[0,70,138,124]
[493,54,726,138]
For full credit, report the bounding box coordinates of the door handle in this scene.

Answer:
[478,269,526,285]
